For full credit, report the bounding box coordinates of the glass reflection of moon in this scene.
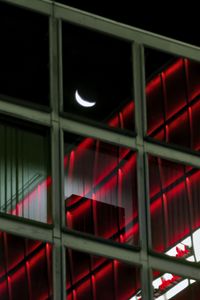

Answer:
[75,90,96,107]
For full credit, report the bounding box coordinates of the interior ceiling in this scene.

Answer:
[56,1,200,47]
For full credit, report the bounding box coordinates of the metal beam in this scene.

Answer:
[145,140,200,168]
[133,42,153,299]
[49,13,63,300]
[0,99,51,126]
[54,2,200,62]
[2,0,200,62]
[60,117,137,149]
[62,231,141,265]
[0,215,53,242]
[149,254,200,280]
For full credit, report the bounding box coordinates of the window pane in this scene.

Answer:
[149,155,200,263]
[66,248,141,300]
[0,119,51,223]
[62,22,134,133]
[0,2,49,107]
[64,132,138,246]
[0,231,52,300]
[145,48,200,152]
[153,269,200,300]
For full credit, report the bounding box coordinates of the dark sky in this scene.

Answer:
[57,1,200,47]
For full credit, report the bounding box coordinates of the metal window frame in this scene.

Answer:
[0,0,200,299]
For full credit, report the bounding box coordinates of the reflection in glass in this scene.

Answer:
[149,156,200,264]
[0,231,52,299]
[62,22,134,132]
[0,121,51,223]
[152,269,199,300]
[66,248,141,300]
[64,133,138,246]
[145,48,200,152]
[0,2,49,106]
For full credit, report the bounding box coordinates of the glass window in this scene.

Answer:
[64,132,138,246]
[0,231,52,300]
[145,48,200,152]
[0,118,51,223]
[66,247,141,300]
[152,269,199,300]
[62,22,134,133]
[149,155,200,263]
[0,2,49,107]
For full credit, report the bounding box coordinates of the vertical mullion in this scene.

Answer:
[133,42,152,299]
[59,16,67,297]
[61,128,68,300]
[58,18,64,113]
[62,245,67,300]
[5,126,7,214]
[49,8,63,300]
[60,128,66,229]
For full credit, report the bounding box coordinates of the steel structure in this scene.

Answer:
[1,0,200,299]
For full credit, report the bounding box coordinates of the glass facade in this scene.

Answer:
[62,22,134,133]
[149,156,200,263]
[0,231,52,299]
[66,248,141,300]
[64,133,138,246]
[0,2,49,108]
[0,1,200,300]
[145,48,200,152]
[152,269,200,299]
[0,119,51,223]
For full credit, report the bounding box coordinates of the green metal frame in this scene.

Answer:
[0,0,200,299]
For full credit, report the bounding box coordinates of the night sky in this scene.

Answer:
[56,1,200,47]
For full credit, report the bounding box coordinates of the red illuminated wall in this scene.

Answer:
[146,58,200,253]
[64,57,200,299]
[65,57,200,247]
[2,57,200,300]
[147,58,200,150]
[65,140,138,245]
[66,248,141,300]
[0,232,52,300]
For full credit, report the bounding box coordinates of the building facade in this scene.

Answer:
[0,0,200,299]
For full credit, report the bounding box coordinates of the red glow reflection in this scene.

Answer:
[0,234,52,300]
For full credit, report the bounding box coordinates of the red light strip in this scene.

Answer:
[66,256,140,300]
[2,56,200,299]
[9,176,51,222]
[0,236,52,299]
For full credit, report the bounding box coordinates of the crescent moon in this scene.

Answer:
[75,90,96,107]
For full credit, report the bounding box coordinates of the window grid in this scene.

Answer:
[0,1,200,300]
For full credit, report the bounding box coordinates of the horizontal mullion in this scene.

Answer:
[60,117,137,149]
[62,231,141,265]
[0,216,53,242]
[55,3,200,62]
[2,0,52,15]
[144,141,200,168]
[0,99,51,126]
[2,0,200,62]
[149,254,200,280]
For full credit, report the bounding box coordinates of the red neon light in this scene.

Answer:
[66,254,140,300]
[108,114,120,127]
[165,58,183,77]
[0,241,52,300]
[63,56,200,267]
[10,176,51,222]
[3,55,200,300]
[63,57,200,261]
